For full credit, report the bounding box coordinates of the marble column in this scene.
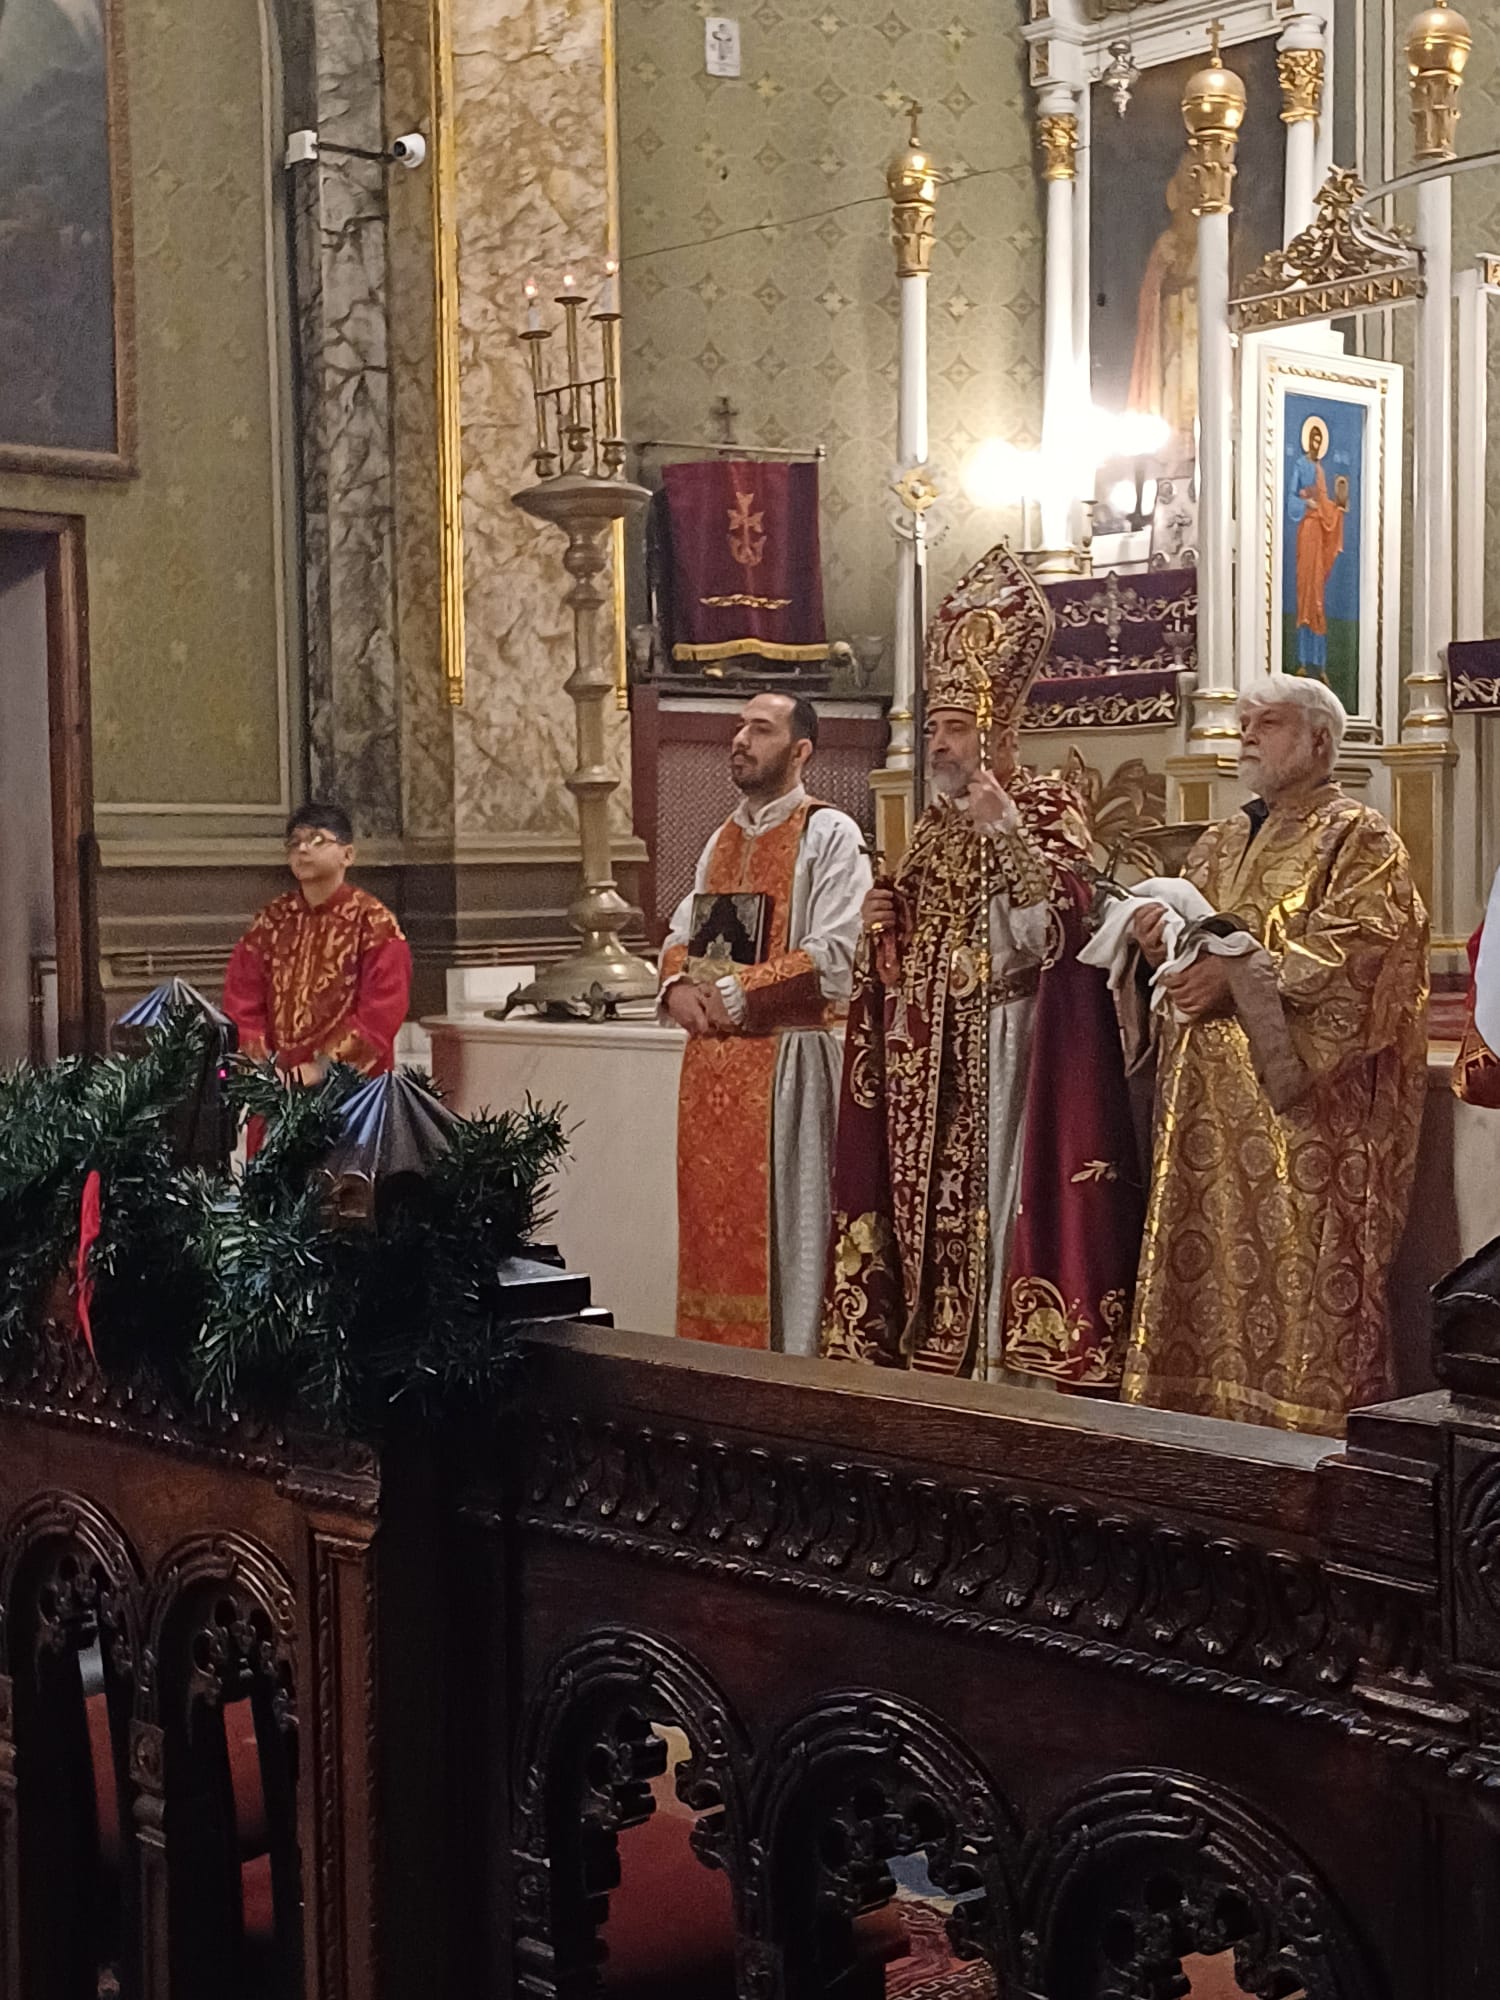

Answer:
[1182,35,1245,752]
[1277,17,1325,242]
[291,0,403,836]
[1036,84,1079,555]
[448,0,632,845]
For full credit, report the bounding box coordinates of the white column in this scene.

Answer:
[1313,24,1334,189]
[1194,208,1236,742]
[1072,86,1092,546]
[1455,262,1491,641]
[888,272,928,774]
[1406,174,1455,741]
[1277,17,1325,241]
[1037,84,1079,553]
[883,115,937,778]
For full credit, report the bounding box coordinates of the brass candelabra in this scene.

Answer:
[507,267,655,1015]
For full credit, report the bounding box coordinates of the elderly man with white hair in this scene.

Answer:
[1120,673,1429,1436]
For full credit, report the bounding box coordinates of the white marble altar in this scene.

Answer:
[426,1013,683,1335]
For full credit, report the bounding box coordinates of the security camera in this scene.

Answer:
[285,128,320,167]
[390,133,427,169]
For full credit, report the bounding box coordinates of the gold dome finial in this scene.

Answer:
[886,100,938,278]
[1181,20,1247,215]
[1406,7,1471,161]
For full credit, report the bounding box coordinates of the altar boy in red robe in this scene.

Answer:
[223,802,411,1084]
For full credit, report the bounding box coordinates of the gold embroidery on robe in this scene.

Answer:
[1121,786,1428,1436]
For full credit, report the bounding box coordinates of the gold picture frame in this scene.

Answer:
[0,0,138,479]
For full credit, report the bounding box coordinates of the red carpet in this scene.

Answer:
[885,1900,993,1998]
[884,1902,1256,1999]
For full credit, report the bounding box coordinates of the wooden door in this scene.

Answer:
[0,511,102,1059]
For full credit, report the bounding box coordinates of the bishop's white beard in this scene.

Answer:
[929,762,975,800]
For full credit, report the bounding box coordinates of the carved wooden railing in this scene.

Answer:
[465,1327,1500,2000]
[6,1321,1500,1997]
[0,1349,455,2000]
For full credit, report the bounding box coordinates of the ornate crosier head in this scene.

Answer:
[924,543,1054,738]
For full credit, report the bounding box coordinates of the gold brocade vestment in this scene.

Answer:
[1121,786,1428,1436]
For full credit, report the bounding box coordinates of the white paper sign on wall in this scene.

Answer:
[704,17,741,77]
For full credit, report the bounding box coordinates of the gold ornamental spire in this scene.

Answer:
[886,100,938,277]
[1181,20,1247,217]
[1406,7,1471,162]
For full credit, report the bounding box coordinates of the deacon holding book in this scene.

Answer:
[660,692,871,1353]
[822,546,1143,1385]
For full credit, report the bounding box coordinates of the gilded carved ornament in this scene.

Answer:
[1181,23,1246,217]
[1037,113,1078,183]
[1406,6,1471,162]
[1277,46,1324,124]
[1230,165,1424,330]
[886,101,938,279]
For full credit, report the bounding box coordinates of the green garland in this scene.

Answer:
[0,1013,569,1434]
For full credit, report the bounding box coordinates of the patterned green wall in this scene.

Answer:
[617,0,1042,650]
[0,0,292,821]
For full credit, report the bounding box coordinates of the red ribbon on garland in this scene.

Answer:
[75,1170,101,1358]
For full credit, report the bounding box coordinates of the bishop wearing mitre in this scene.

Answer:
[821,546,1143,1384]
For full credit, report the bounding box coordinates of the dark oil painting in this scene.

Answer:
[1089,36,1286,463]
[0,0,133,474]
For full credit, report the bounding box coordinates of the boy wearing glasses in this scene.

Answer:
[223,802,412,1084]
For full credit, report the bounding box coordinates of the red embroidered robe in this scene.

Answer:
[661,801,838,1348]
[222,883,412,1076]
[822,774,1143,1383]
[1455,921,1500,1108]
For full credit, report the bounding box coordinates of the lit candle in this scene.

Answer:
[523,278,543,335]
[594,257,621,320]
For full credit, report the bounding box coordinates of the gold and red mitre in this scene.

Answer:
[924,542,1054,726]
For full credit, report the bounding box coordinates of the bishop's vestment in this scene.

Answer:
[821,775,1144,1383]
[1122,786,1428,1435]
[222,883,412,1076]
[661,786,870,1354]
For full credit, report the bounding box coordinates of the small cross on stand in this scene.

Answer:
[710,395,739,447]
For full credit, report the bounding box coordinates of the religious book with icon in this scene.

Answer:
[685,891,771,982]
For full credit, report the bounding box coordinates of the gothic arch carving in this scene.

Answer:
[1022,1770,1383,2000]
[754,1689,1024,1993]
[0,1491,144,1678]
[140,1530,296,1724]
[513,1626,754,1999]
